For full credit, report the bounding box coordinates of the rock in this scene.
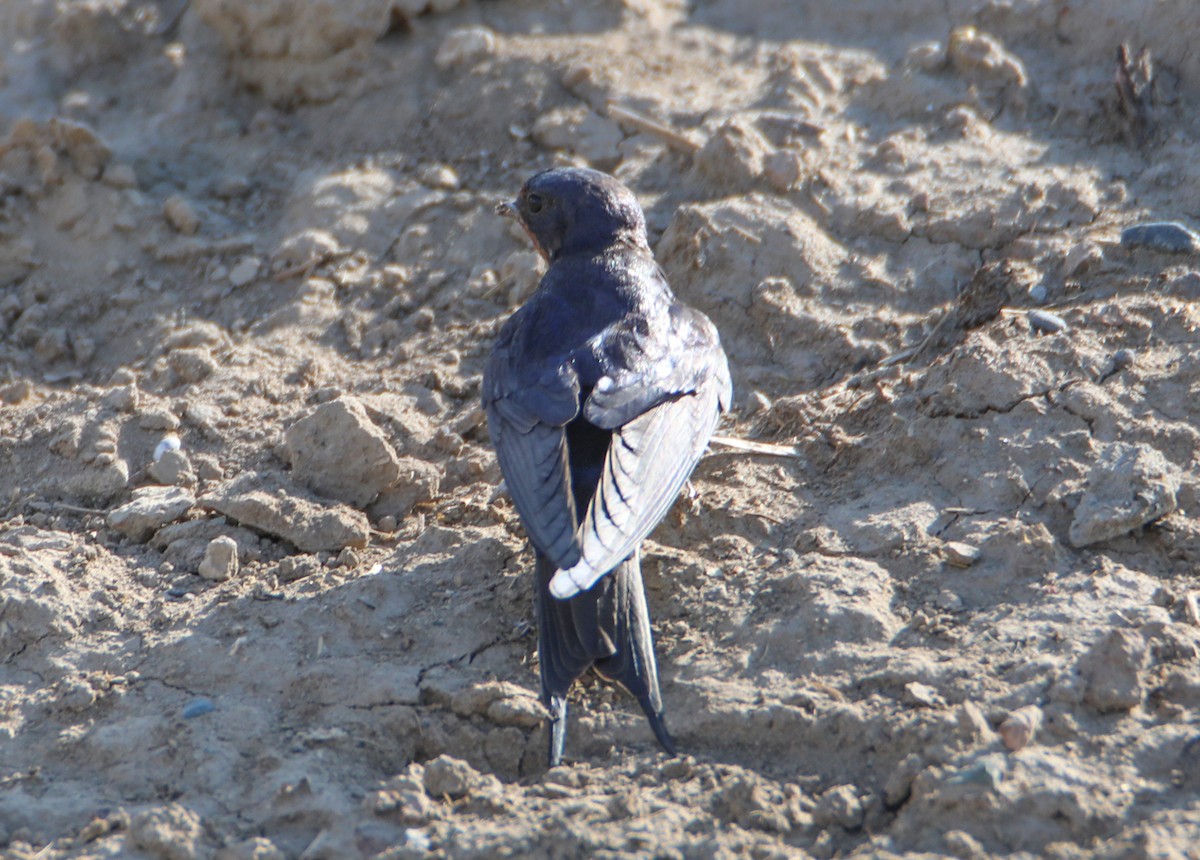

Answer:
[532,106,624,168]
[201,472,370,552]
[1062,241,1102,276]
[283,397,402,507]
[813,784,864,830]
[694,117,772,190]
[228,257,261,287]
[198,536,239,581]
[434,26,496,70]
[164,195,200,235]
[1027,309,1068,334]
[102,383,139,413]
[128,804,205,860]
[102,162,137,189]
[1080,629,1147,713]
[277,555,323,583]
[61,459,131,503]
[150,449,196,487]
[423,755,479,800]
[1120,221,1200,254]
[946,26,1027,103]
[369,457,441,519]
[998,705,1043,751]
[107,486,195,542]
[169,348,218,384]
[1068,442,1181,547]
[942,541,980,568]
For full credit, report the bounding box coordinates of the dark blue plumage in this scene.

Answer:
[483,167,731,765]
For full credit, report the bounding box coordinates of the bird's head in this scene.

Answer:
[497,167,648,262]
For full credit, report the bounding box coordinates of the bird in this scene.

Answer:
[482,167,731,766]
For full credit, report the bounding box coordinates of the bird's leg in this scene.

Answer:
[548,694,569,767]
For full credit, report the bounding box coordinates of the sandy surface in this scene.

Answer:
[2,1,1200,857]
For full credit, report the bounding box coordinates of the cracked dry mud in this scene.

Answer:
[2,1,1200,858]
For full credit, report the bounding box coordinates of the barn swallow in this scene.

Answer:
[483,167,731,766]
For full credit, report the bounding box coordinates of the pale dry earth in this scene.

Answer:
[1,1,1200,858]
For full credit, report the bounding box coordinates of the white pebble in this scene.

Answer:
[434,26,496,70]
[198,536,239,582]
[228,257,260,287]
[163,195,199,235]
[154,434,181,463]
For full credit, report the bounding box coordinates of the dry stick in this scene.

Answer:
[607,103,702,154]
[708,435,803,458]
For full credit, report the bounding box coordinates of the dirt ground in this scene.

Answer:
[2,0,1200,857]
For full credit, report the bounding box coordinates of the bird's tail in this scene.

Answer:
[534,551,676,764]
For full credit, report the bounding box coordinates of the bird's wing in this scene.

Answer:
[549,306,731,599]
[482,317,583,570]
[549,379,723,598]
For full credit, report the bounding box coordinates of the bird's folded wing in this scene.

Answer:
[489,417,581,570]
[549,379,722,598]
[483,333,583,571]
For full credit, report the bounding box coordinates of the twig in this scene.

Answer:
[708,435,803,458]
[607,102,701,154]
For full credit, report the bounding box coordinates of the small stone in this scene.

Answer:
[947,753,1006,789]
[368,457,440,523]
[213,175,252,199]
[998,705,1042,751]
[202,472,370,552]
[198,536,239,581]
[149,449,196,486]
[102,384,139,412]
[228,257,260,287]
[813,784,864,830]
[164,195,200,235]
[335,546,359,568]
[695,117,771,190]
[942,541,980,568]
[1080,629,1147,713]
[1027,309,1068,333]
[1069,442,1180,547]
[418,163,460,190]
[434,26,496,70]
[1027,282,1048,303]
[101,163,137,188]
[422,755,479,799]
[182,697,216,719]
[169,348,217,384]
[140,409,182,431]
[59,678,97,713]
[277,555,323,583]
[763,149,803,192]
[1183,593,1200,627]
[377,515,397,532]
[903,682,944,708]
[283,397,403,508]
[107,486,196,542]
[1120,221,1200,254]
[1062,241,1102,276]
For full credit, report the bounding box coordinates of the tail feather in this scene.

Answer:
[534,550,675,762]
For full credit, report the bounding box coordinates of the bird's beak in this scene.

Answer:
[496,200,519,218]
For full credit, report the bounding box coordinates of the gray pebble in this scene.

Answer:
[182,697,215,719]
[1027,309,1067,333]
[1120,221,1200,254]
[198,536,239,581]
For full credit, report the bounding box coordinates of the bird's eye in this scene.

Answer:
[526,193,545,214]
